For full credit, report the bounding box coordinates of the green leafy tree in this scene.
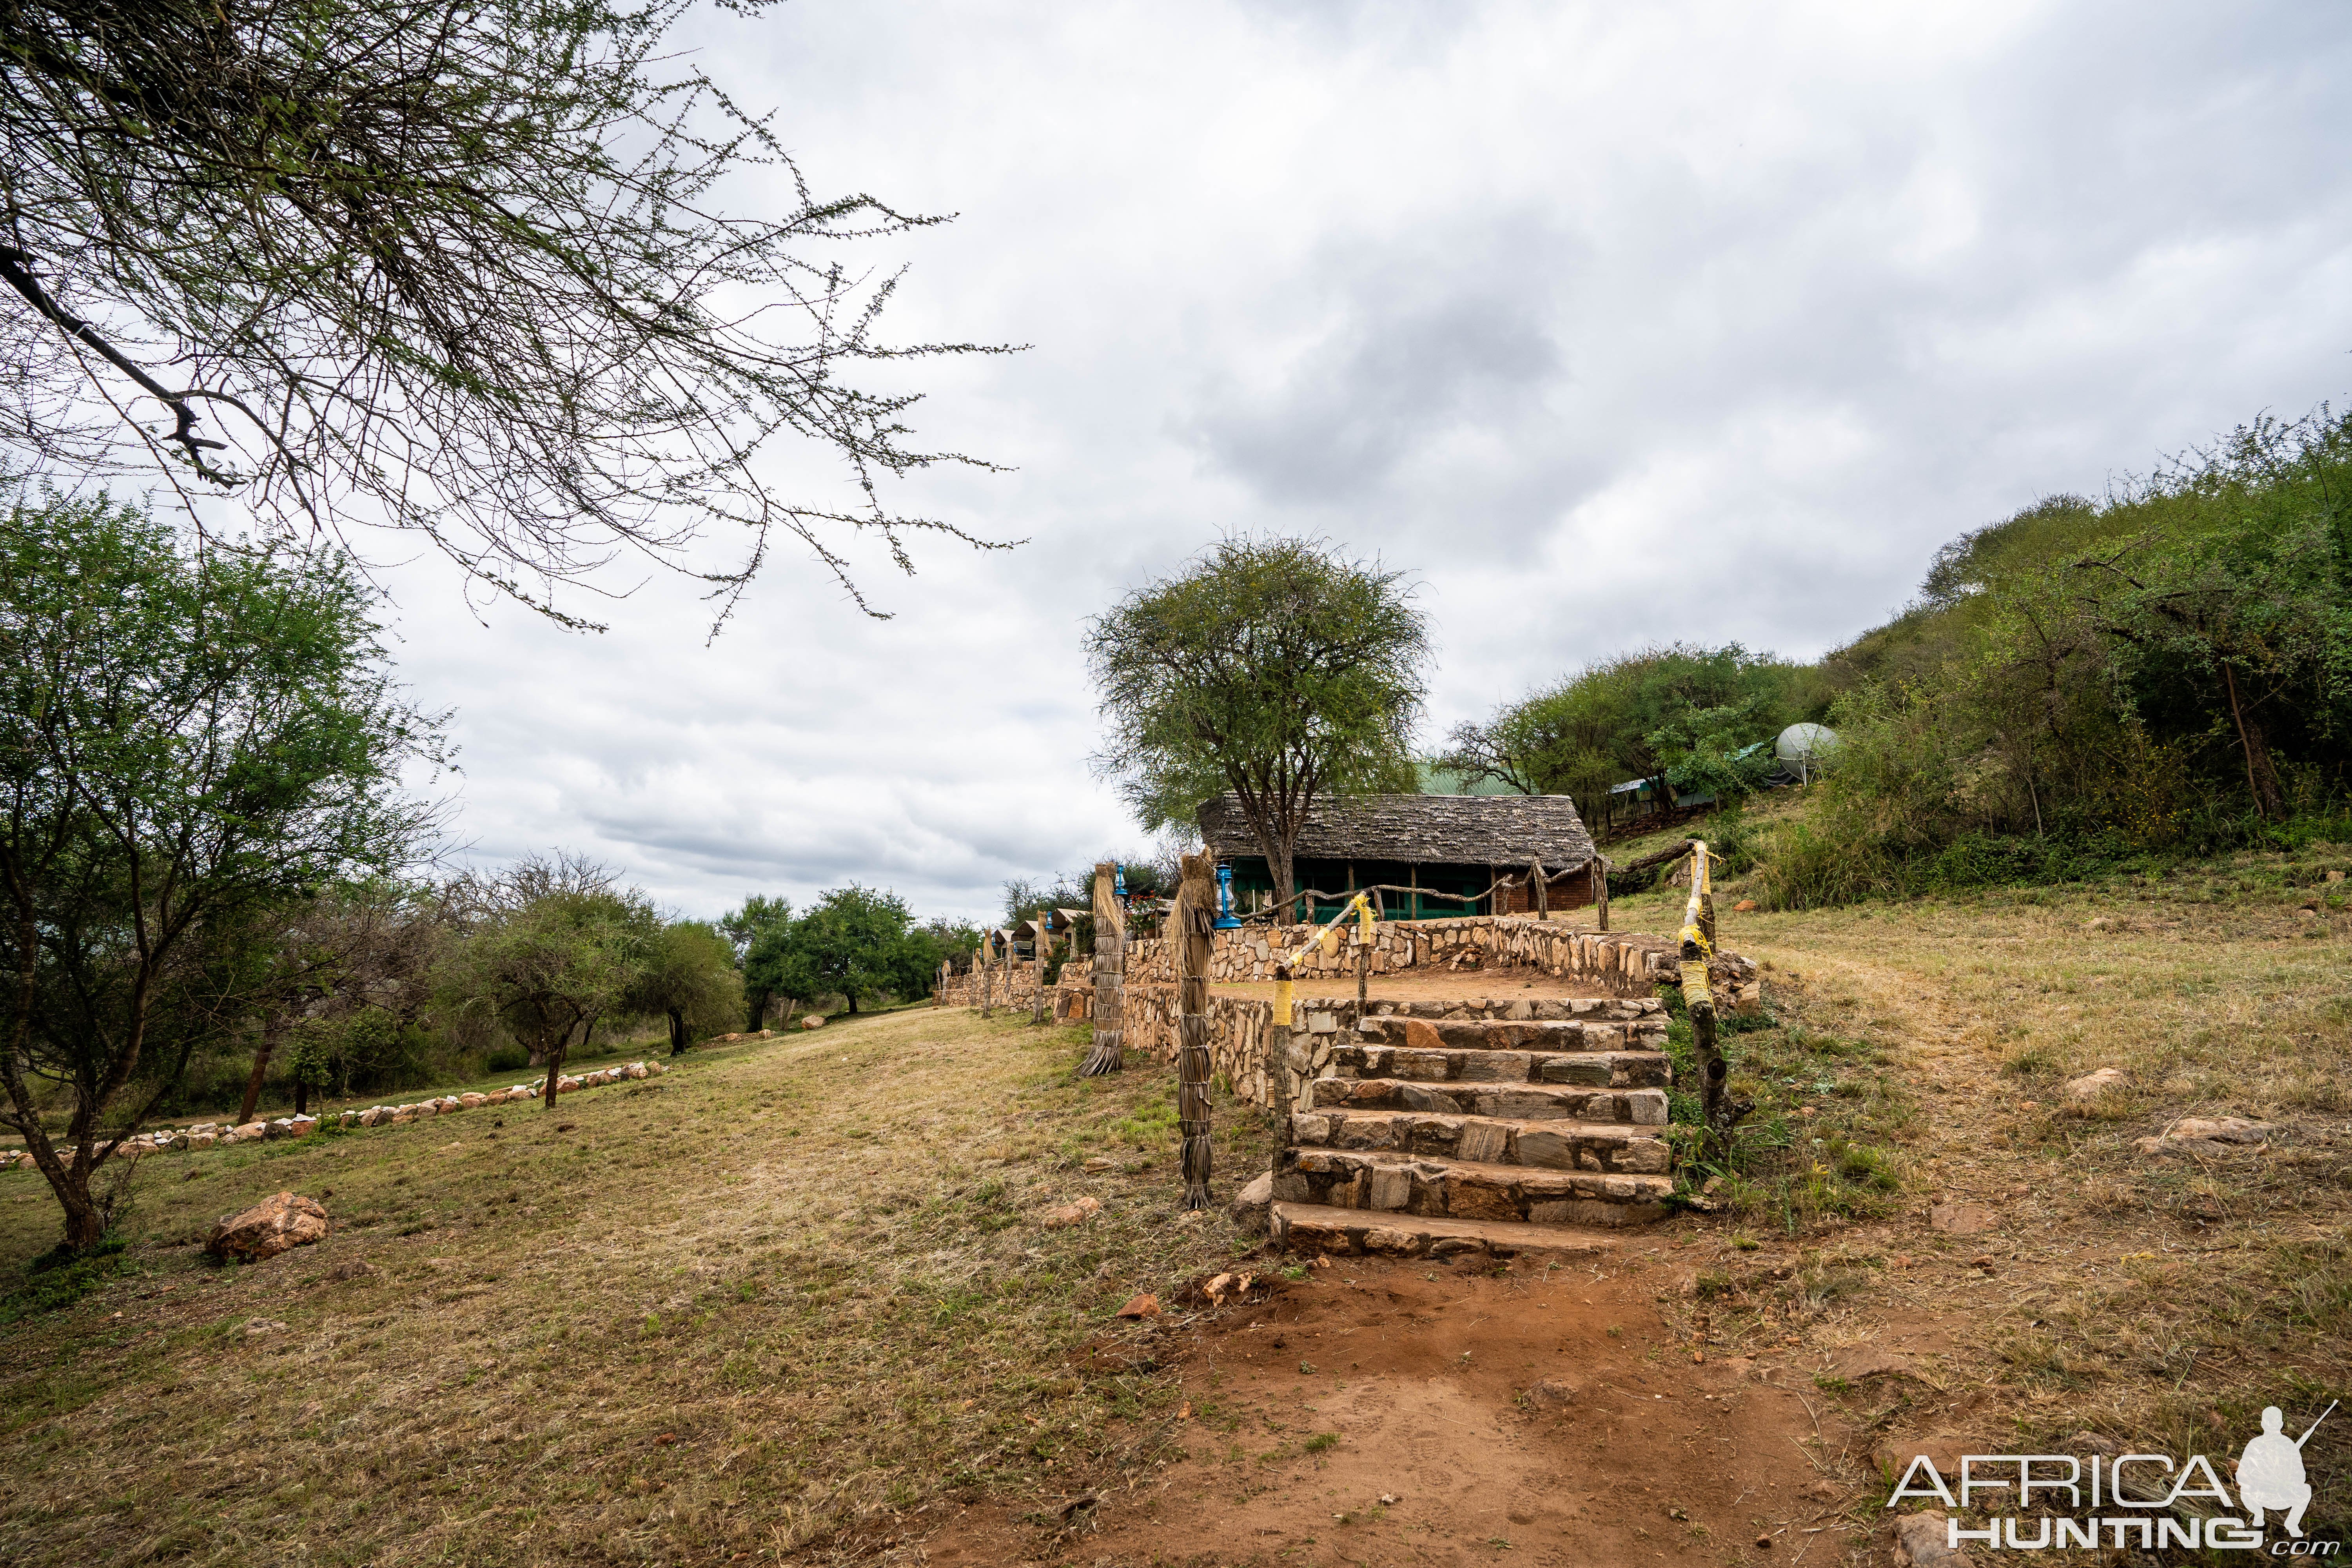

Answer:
[1086,537,1429,913]
[0,0,1006,624]
[439,855,655,1106]
[1442,644,1824,829]
[719,895,794,1031]
[0,485,443,1249]
[746,885,926,1016]
[628,920,742,1054]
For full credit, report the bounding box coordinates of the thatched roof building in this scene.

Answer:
[1195,793,1599,919]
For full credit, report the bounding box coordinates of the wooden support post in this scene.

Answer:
[1176,852,1215,1210]
[1080,862,1125,1076]
[1679,842,1732,1150]
[1594,857,1610,932]
[1531,859,1548,919]
[1354,899,1370,1009]
[1271,957,1295,1134]
[1031,916,1048,1026]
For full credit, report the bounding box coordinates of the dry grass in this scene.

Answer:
[1619,844,2352,1537]
[0,1009,1278,1566]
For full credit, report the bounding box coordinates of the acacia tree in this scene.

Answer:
[628,919,741,1055]
[746,885,925,1016]
[233,880,443,1123]
[1086,538,1428,914]
[719,895,793,1031]
[439,855,653,1106]
[0,0,1008,626]
[0,485,443,1249]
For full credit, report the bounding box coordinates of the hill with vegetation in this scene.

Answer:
[1447,400,2352,906]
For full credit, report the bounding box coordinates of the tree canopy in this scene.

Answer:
[438,854,655,1102]
[0,484,443,1246]
[0,0,1007,626]
[1439,644,1828,828]
[744,884,931,1015]
[1086,537,1428,910]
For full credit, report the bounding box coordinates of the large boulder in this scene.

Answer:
[801,1014,825,1031]
[458,1092,488,1108]
[205,1191,331,1262]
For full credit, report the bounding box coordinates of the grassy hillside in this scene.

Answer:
[0,1012,1277,1565]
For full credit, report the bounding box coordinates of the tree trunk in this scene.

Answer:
[2223,664,2287,820]
[1176,853,1215,1210]
[60,1175,103,1250]
[845,990,859,1016]
[294,1080,309,1116]
[539,1017,575,1110]
[667,1007,689,1055]
[745,987,771,1034]
[236,1013,284,1125]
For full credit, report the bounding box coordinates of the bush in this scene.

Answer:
[486,1045,530,1074]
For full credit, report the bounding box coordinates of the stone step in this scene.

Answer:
[1274,1146,1672,1227]
[1355,1015,1670,1053]
[1272,1201,1623,1261]
[1324,1042,1670,1088]
[1310,1067,1669,1123]
[1293,1107,1670,1168]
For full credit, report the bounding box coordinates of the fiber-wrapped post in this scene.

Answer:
[1176,852,1216,1209]
[1678,842,1730,1141]
[1080,861,1125,1076]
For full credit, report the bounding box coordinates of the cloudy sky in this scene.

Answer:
[367,0,2352,924]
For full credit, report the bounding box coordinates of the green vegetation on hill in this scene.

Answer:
[1452,399,2352,905]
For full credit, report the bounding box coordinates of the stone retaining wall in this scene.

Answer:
[0,1060,670,1169]
[1119,915,1749,998]
[937,913,1760,1116]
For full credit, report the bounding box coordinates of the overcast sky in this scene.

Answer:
[364,0,2352,925]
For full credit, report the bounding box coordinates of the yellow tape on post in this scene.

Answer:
[1274,976,1293,1026]
[1679,957,1712,1010]
[1356,893,1373,945]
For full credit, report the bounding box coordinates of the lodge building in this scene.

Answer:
[1194,793,1601,921]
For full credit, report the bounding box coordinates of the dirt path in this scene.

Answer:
[929,1251,1861,1567]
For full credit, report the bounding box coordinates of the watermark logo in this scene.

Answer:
[1887,1401,2338,1553]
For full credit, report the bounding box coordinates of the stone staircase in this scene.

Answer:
[1269,998,1677,1260]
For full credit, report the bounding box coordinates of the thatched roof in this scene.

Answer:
[1196,793,1595,869]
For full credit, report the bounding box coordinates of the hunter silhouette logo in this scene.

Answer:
[1887,1399,2340,1553]
[2240,1402,2335,1538]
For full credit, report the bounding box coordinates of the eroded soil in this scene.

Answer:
[929,1250,1860,1567]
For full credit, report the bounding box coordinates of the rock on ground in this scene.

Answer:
[2064,1067,2124,1100]
[1928,1201,1996,1235]
[2134,1116,2280,1156]
[1040,1196,1103,1227]
[1231,1171,1273,1234]
[206,1191,330,1262]
[1892,1513,1968,1566]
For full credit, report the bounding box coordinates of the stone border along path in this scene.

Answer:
[0,1060,670,1169]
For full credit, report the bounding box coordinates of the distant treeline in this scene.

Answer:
[1446,399,2352,904]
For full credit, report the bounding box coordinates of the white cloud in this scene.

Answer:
[322,0,2352,922]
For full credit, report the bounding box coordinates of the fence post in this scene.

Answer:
[1594,856,1610,932]
[1031,916,1048,1026]
[979,938,994,1018]
[1176,852,1215,1210]
[1531,859,1548,919]
[1679,842,1730,1146]
[1080,862,1125,1076]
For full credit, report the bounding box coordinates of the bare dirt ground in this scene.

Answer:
[931,1250,1858,1568]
